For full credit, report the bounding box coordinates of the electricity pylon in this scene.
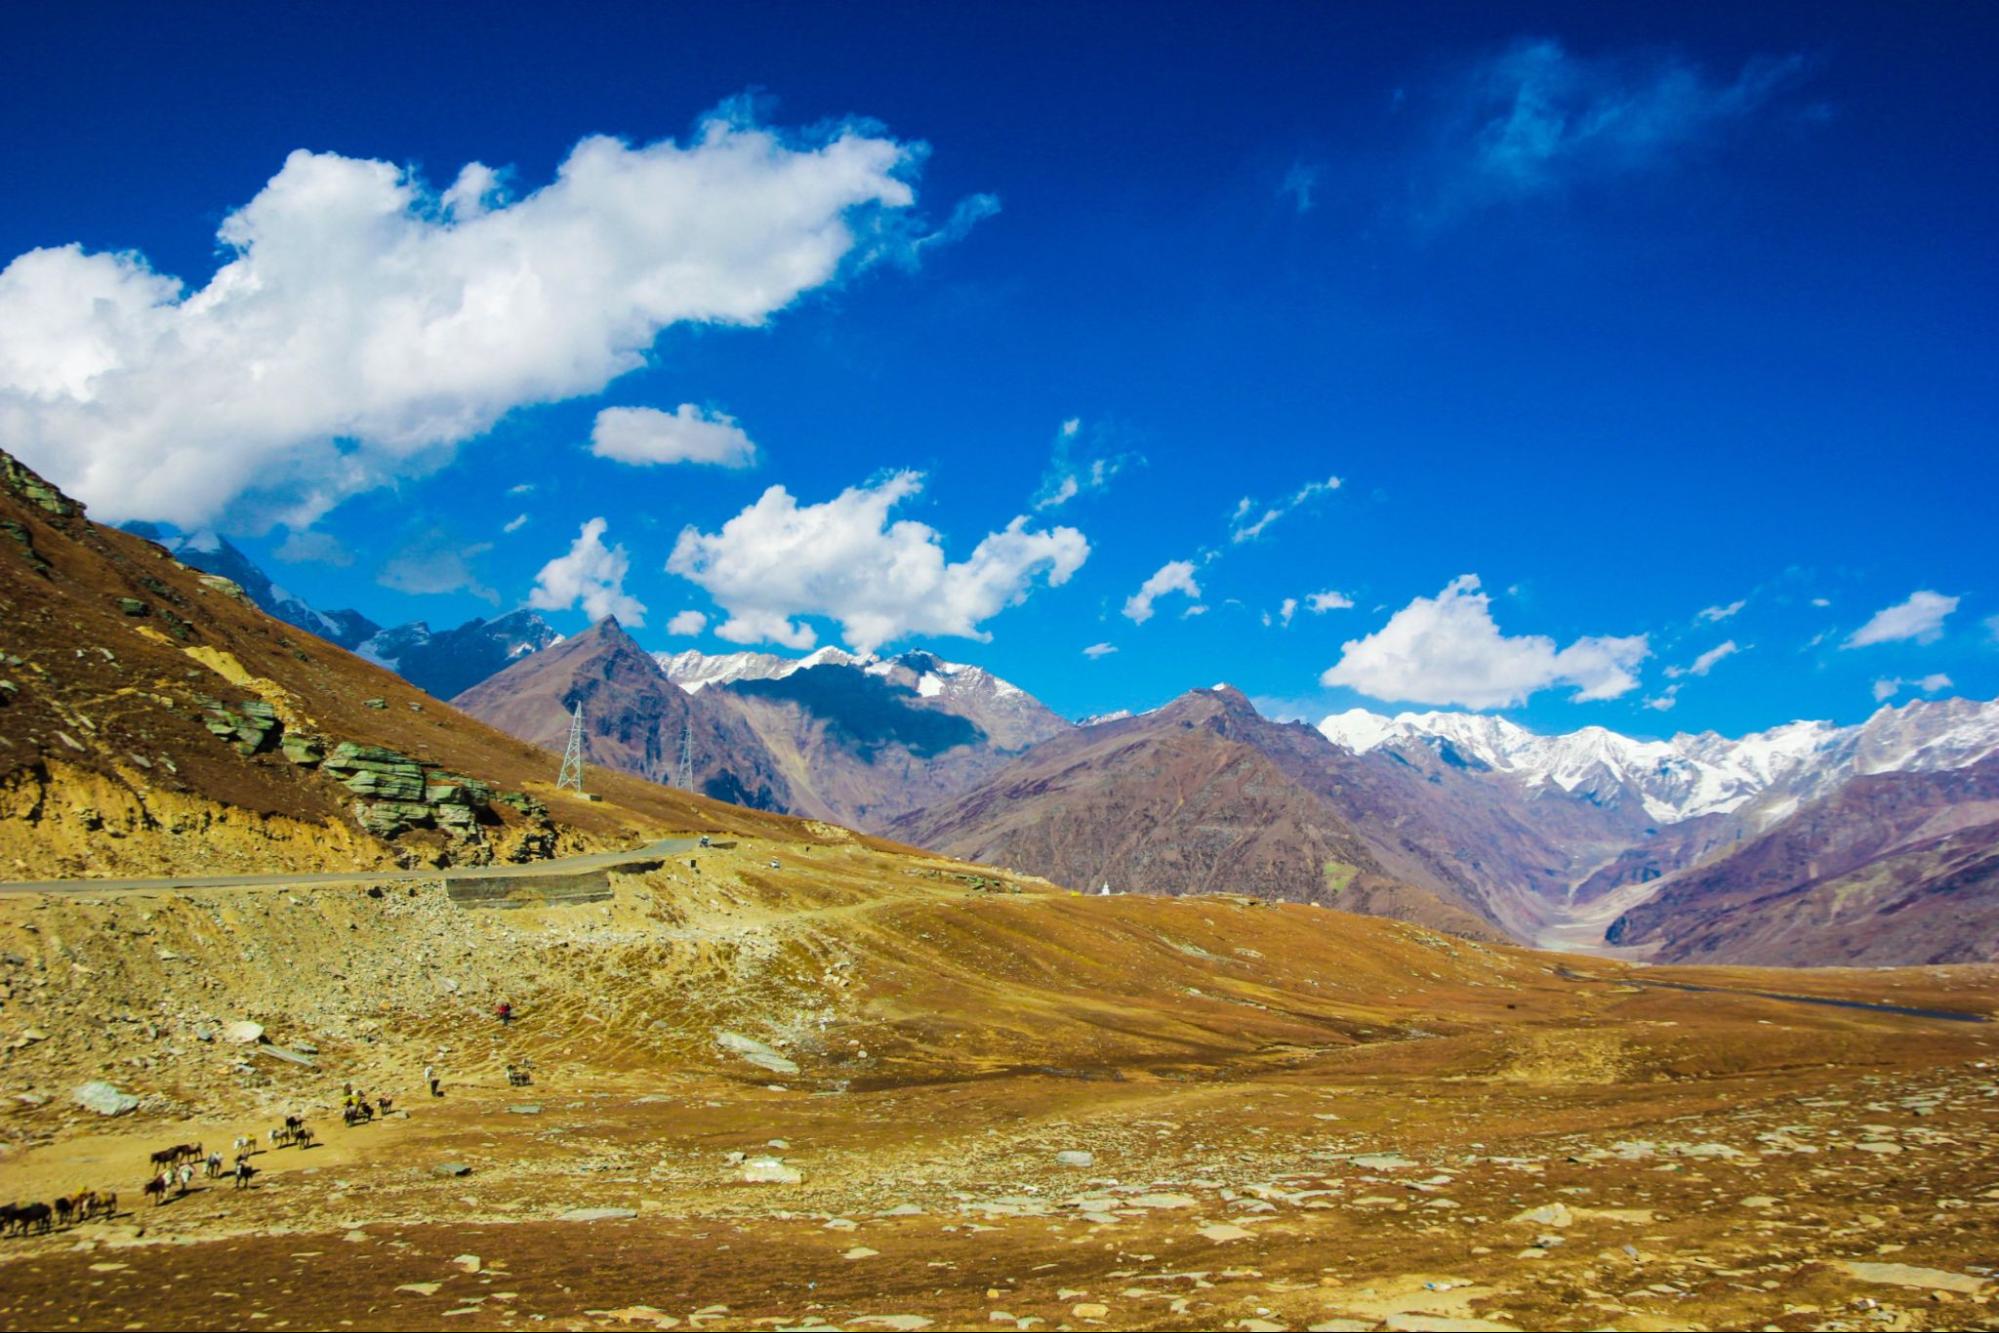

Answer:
[556,701,587,791]
[675,716,694,790]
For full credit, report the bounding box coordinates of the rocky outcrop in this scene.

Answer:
[319,742,496,841]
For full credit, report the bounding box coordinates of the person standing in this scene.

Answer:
[424,1063,440,1097]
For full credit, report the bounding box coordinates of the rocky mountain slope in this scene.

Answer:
[121,522,568,701]
[661,647,1071,754]
[1605,755,1999,965]
[120,523,381,651]
[451,618,793,811]
[892,685,1554,938]
[0,447,802,880]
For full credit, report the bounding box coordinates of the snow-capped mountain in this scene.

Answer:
[656,647,1066,752]
[1318,698,1999,826]
[359,610,564,700]
[124,523,380,649]
[654,646,866,692]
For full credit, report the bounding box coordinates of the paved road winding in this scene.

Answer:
[0,837,702,896]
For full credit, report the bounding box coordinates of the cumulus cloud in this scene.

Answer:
[1319,574,1648,708]
[590,404,759,468]
[1644,684,1681,711]
[1843,590,1959,648]
[1423,38,1809,220]
[1665,639,1742,679]
[1698,599,1746,622]
[1228,475,1341,543]
[666,471,1088,655]
[666,609,708,636]
[1033,417,1141,510]
[379,530,498,603]
[1082,642,1118,659]
[1307,589,1354,613]
[1122,560,1201,624]
[0,107,971,529]
[529,517,647,625]
[1873,673,1954,703]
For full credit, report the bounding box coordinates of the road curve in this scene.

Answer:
[0,837,703,896]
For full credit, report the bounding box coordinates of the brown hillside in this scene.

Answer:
[0,448,813,880]
[450,618,793,812]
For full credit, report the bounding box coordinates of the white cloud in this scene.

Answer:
[1319,574,1648,708]
[1306,589,1354,613]
[1228,475,1341,543]
[1033,417,1140,510]
[508,483,536,496]
[1644,684,1681,711]
[503,513,529,534]
[1874,673,1955,703]
[528,517,646,626]
[1665,639,1743,679]
[1082,642,1117,659]
[273,529,351,567]
[1811,596,1831,608]
[1122,559,1201,624]
[1427,39,1808,220]
[666,471,1087,655]
[1843,590,1959,648]
[379,531,497,604]
[1278,162,1322,214]
[1697,599,1746,622]
[0,108,969,529]
[589,404,759,468]
[1276,597,1299,627]
[666,609,708,636]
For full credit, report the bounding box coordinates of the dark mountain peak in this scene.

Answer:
[1157,683,1263,730]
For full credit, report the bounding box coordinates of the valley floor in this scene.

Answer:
[0,835,1994,1332]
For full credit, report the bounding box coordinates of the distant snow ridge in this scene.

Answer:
[657,647,1027,707]
[1318,697,1999,825]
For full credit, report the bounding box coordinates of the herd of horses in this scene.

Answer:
[4,1105,370,1238]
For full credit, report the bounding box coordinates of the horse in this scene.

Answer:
[232,1158,254,1190]
[267,1126,291,1150]
[12,1202,51,1235]
[53,1196,74,1228]
[0,1204,20,1236]
[174,1163,195,1196]
[232,1135,254,1156]
[143,1174,168,1207]
[293,1125,315,1150]
[377,1095,394,1113]
[204,1151,224,1179]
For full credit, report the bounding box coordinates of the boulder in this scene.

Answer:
[1055,1150,1095,1168]
[222,1020,265,1045]
[740,1155,802,1184]
[73,1081,139,1116]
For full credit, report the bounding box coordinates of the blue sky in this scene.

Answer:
[2,2,1994,736]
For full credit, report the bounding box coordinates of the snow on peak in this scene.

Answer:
[1315,698,1999,825]
[1311,703,1999,827]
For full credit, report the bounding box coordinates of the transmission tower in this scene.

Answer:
[675,716,694,790]
[556,701,587,791]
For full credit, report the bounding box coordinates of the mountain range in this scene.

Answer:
[91,518,1999,967]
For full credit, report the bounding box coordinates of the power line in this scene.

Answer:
[556,701,587,792]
